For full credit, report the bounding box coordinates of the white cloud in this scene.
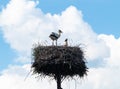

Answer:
[0,0,39,26]
[0,0,110,62]
[80,67,120,89]
[0,64,120,89]
[0,64,56,89]
[99,34,120,67]
[0,0,120,89]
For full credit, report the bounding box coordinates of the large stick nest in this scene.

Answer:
[32,44,88,79]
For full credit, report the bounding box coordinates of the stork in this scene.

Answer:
[64,38,68,47]
[49,30,63,46]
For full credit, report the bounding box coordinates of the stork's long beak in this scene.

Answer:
[59,29,63,33]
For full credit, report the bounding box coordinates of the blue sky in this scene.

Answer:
[0,0,120,89]
[37,0,120,37]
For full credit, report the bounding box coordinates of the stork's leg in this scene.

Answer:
[52,41,54,46]
[56,40,57,46]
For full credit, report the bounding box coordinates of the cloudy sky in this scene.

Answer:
[0,0,120,89]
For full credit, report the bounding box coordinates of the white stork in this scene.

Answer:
[64,38,68,47]
[49,30,63,46]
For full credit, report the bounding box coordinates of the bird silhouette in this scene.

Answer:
[49,30,63,46]
[64,38,68,47]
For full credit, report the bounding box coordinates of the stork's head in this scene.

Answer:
[65,38,68,42]
[58,30,63,33]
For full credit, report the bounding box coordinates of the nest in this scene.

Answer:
[31,44,88,80]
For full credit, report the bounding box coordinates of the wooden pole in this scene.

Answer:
[56,74,62,89]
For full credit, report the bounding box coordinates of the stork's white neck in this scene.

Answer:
[58,32,61,37]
